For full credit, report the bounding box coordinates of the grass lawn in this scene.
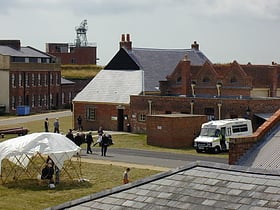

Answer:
[0,114,228,209]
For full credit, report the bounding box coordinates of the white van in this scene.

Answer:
[194,118,253,153]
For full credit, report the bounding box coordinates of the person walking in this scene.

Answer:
[123,168,130,184]
[66,129,74,142]
[86,132,93,154]
[53,118,60,133]
[77,115,83,131]
[44,118,49,132]
[101,133,109,156]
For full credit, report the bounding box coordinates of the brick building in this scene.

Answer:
[46,43,97,65]
[0,40,74,114]
[72,34,210,131]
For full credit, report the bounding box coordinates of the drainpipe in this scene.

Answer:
[148,100,152,115]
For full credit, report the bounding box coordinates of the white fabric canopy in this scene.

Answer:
[0,132,81,174]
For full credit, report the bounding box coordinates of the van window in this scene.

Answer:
[200,128,220,137]
[232,124,248,133]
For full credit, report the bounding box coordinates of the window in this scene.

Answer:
[29,57,38,63]
[176,76,182,84]
[138,113,146,122]
[11,96,16,110]
[38,95,41,107]
[56,73,60,85]
[18,96,23,106]
[232,124,248,133]
[25,73,29,87]
[86,107,96,121]
[50,73,53,85]
[44,73,47,86]
[19,73,23,87]
[230,76,237,83]
[61,92,65,104]
[32,73,35,86]
[202,77,210,83]
[12,57,25,62]
[11,73,16,88]
[50,93,53,106]
[32,95,35,107]
[38,74,41,86]
[68,92,72,102]
[43,94,47,106]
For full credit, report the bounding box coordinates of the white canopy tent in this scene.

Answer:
[0,132,81,183]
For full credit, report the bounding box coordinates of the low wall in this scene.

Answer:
[229,109,280,165]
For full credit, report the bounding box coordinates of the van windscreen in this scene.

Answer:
[200,128,220,137]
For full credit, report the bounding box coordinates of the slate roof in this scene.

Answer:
[127,48,210,92]
[48,161,280,210]
[73,70,143,104]
[239,128,280,170]
[0,45,50,58]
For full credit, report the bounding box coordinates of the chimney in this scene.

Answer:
[0,40,21,50]
[191,41,199,50]
[119,33,132,50]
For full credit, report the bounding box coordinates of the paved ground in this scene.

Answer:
[79,147,227,171]
[0,110,72,126]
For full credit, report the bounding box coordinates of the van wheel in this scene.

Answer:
[213,146,221,154]
[196,149,203,153]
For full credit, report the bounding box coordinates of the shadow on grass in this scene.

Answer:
[2,178,93,191]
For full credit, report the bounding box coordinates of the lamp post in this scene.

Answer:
[148,100,152,115]
[217,102,222,120]
[190,100,194,115]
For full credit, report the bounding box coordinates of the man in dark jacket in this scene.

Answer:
[86,132,93,154]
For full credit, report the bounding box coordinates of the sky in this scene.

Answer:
[1,0,280,66]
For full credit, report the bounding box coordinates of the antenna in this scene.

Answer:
[74,20,88,47]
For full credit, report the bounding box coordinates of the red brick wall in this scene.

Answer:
[73,102,130,131]
[50,47,97,65]
[147,114,207,148]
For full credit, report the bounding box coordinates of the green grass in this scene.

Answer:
[0,114,228,209]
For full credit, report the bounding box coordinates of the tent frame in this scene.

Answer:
[0,152,82,184]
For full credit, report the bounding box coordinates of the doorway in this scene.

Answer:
[117,108,124,131]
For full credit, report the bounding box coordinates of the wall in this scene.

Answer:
[73,102,131,131]
[0,70,9,111]
[130,95,280,133]
[147,114,208,148]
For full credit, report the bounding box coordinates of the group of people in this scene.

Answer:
[65,126,113,156]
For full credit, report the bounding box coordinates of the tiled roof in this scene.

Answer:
[130,48,210,92]
[0,46,50,58]
[48,161,280,210]
[240,128,280,170]
[73,70,143,104]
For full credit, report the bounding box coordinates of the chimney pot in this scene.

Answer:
[126,34,130,42]
[121,34,125,42]
[191,41,199,50]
